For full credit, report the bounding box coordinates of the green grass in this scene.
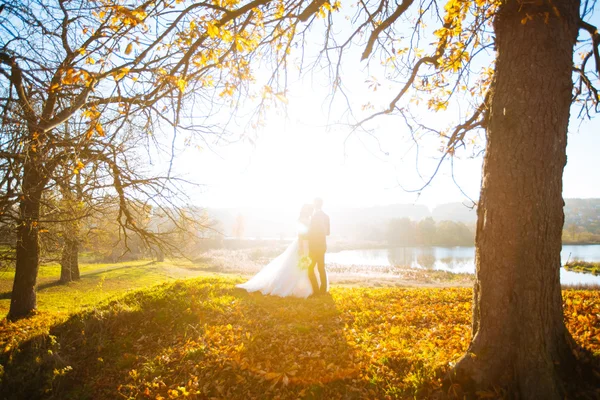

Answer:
[0,259,217,315]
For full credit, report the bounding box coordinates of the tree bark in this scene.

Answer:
[452,0,581,398]
[60,170,82,283]
[60,238,80,282]
[9,160,44,320]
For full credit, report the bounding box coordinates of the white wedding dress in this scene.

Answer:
[236,238,314,298]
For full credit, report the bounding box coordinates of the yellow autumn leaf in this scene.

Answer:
[125,42,133,55]
[264,372,281,381]
[206,22,219,38]
[221,29,233,43]
[73,160,85,174]
[176,78,186,93]
[275,92,288,104]
[113,67,130,81]
[434,28,447,38]
[95,122,104,137]
[235,40,244,52]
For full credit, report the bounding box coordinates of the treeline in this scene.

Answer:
[563,199,600,243]
[562,229,600,244]
[0,203,213,265]
[387,217,475,247]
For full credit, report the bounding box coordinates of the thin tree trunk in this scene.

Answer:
[9,162,43,320]
[59,169,82,283]
[60,238,80,282]
[452,0,581,398]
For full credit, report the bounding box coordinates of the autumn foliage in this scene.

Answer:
[1,277,598,399]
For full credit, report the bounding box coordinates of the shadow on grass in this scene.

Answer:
[0,278,364,400]
[0,262,158,300]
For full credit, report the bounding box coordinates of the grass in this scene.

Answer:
[0,259,218,316]
[564,260,600,276]
[0,264,599,399]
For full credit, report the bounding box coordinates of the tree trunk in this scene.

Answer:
[59,171,82,283]
[9,162,43,320]
[60,238,80,282]
[452,0,581,398]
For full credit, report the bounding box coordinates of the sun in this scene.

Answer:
[237,122,335,211]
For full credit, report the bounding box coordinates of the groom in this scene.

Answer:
[307,197,330,295]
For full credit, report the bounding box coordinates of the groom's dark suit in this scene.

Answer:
[307,209,330,294]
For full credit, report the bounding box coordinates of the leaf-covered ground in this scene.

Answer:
[1,276,599,399]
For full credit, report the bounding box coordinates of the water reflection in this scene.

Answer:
[417,252,436,269]
[388,247,414,267]
[385,247,475,273]
[326,245,600,286]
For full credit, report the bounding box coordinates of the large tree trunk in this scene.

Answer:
[9,162,44,320]
[60,238,80,283]
[452,0,580,398]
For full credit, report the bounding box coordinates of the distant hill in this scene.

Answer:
[564,198,600,229]
[329,204,431,240]
[207,202,472,240]
[563,198,600,241]
[206,199,599,242]
[431,203,477,223]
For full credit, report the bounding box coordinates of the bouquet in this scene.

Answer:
[298,255,312,270]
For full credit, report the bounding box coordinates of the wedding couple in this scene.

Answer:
[237,198,330,298]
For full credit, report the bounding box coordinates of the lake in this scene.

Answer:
[327,245,600,286]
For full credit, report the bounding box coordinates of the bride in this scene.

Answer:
[236,204,315,298]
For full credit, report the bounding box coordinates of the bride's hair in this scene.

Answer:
[299,204,313,221]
